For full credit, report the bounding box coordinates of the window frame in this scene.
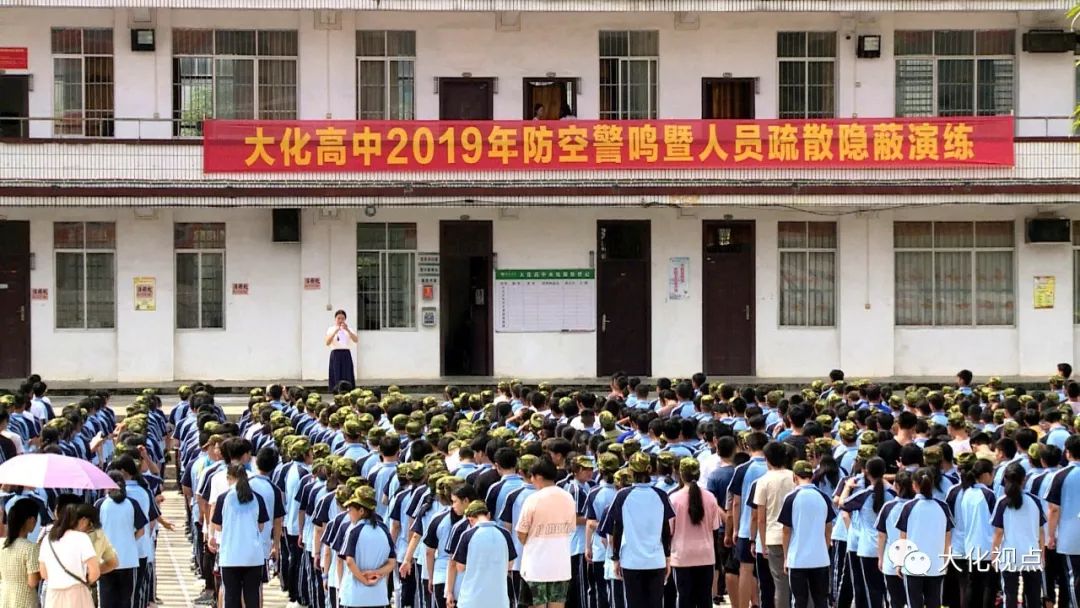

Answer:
[51,28,114,138]
[174,223,227,330]
[1072,221,1080,325]
[171,29,299,137]
[598,30,660,120]
[776,31,837,120]
[894,221,1016,327]
[777,221,837,328]
[355,30,417,120]
[894,29,1016,117]
[356,222,418,331]
[53,221,116,330]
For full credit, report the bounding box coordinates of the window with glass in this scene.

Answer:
[356,31,416,120]
[51,28,114,137]
[175,223,225,329]
[357,223,417,330]
[172,29,298,136]
[54,222,115,329]
[777,32,836,119]
[894,30,1015,117]
[894,221,1014,326]
[778,222,836,327]
[599,31,659,120]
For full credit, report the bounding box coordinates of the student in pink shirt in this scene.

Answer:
[669,457,721,608]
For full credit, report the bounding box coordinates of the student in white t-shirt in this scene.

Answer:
[516,457,577,608]
[39,503,100,608]
[325,309,358,392]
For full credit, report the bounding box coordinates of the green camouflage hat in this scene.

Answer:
[955,452,977,468]
[1028,443,1042,460]
[812,437,835,457]
[857,445,878,460]
[859,431,878,446]
[628,451,651,474]
[312,443,331,460]
[367,427,386,443]
[923,445,943,466]
[993,410,1006,425]
[597,452,620,473]
[838,421,858,441]
[613,468,634,488]
[678,457,699,478]
[793,460,814,478]
[436,475,464,499]
[1001,420,1020,434]
[464,500,488,517]
[574,455,596,470]
[346,486,377,511]
[427,470,447,492]
[657,452,677,469]
[622,438,641,458]
[392,414,409,428]
[599,411,616,430]
[289,438,311,460]
[815,415,833,429]
[406,420,423,437]
[607,443,624,457]
[343,420,363,438]
[335,484,353,506]
[518,454,540,474]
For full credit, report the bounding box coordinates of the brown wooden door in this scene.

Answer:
[523,78,577,119]
[440,221,493,376]
[0,76,29,138]
[703,221,755,375]
[596,221,650,376]
[701,78,756,119]
[439,78,494,120]
[0,222,30,378]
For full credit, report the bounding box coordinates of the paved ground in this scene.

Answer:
[155,472,290,608]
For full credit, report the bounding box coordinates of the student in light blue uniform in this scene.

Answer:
[599,451,675,608]
[283,439,313,605]
[95,471,149,608]
[484,448,525,530]
[1046,434,1080,608]
[778,460,836,608]
[2,487,51,543]
[320,486,354,608]
[991,463,1045,608]
[338,486,397,608]
[424,483,474,608]
[110,454,159,608]
[840,456,893,608]
[1043,410,1071,453]
[450,500,517,608]
[947,456,995,608]
[211,464,270,608]
[726,432,769,608]
[874,470,914,608]
[248,447,286,582]
[584,453,619,608]
[896,467,954,608]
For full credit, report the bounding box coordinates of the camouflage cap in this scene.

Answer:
[993,409,1006,424]
[346,486,377,511]
[607,443,625,457]
[678,457,699,478]
[1002,420,1020,434]
[628,451,652,474]
[599,410,616,430]
[857,444,878,461]
[621,438,641,458]
[312,443,331,460]
[427,470,448,491]
[436,475,464,499]
[1028,443,1042,460]
[955,451,977,469]
[289,438,311,460]
[343,420,363,438]
[923,445,943,466]
[530,413,545,429]
[859,431,878,446]
[518,454,540,474]
[464,500,488,517]
[657,451,677,469]
[574,455,596,469]
[812,437,835,457]
[335,484,353,506]
[334,458,355,479]
[793,460,814,478]
[815,415,833,429]
[367,427,386,443]
[406,420,423,436]
[838,421,858,441]
[597,452,621,473]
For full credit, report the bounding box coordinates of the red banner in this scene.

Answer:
[202,116,1014,173]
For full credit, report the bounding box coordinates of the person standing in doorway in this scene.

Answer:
[326,310,358,392]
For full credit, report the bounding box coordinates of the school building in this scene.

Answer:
[0,1,1078,383]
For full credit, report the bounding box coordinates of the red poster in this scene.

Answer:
[0,47,28,70]
[203,116,1014,173]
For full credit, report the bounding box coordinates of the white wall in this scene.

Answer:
[0,8,1074,132]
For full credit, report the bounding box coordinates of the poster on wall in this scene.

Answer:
[668,257,689,300]
[495,269,595,332]
[1034,276,1055,309]
[134,277,156,311]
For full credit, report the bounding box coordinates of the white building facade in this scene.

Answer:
[0,1,1078,382]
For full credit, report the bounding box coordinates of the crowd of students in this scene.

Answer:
[1,364,1079,608]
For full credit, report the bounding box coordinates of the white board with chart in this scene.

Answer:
[494,269,596,333]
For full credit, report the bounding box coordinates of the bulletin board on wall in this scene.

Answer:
[494,269,595,333]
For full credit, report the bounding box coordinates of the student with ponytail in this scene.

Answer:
[875,470,913,608]
[840,456,894,608]
[950,457,995,608]
[95,471,149,608]
[669,457,720,608]
[210,463,270,608]
[896,467,954,608]
[991,462,1045,608]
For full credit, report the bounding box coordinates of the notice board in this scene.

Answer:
[495,269,595,333]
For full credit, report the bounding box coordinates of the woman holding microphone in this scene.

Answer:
[326,309,359,392]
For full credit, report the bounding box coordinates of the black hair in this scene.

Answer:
[529,457,559,481]
[48,502,96,542]
[256,446,280,474]
[913,467,935,499]
[334,309,347,318]
[682,464,705,526]
[1058,363,1072,379]
[813,446,841,490]
[1002,462,1026,510]
[494,447,518,470]
[865,457,887,512]
[4,499,39,548]
[228,463,254,504]
[894,469,915,500]
[957,369,973,386]
[107,471,127,504]
[763,441,789,468]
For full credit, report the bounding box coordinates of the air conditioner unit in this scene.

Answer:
[1025,217,1071,244]
[1021,30,1076,53]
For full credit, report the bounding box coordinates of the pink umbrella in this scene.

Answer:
[0,453,118,490]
